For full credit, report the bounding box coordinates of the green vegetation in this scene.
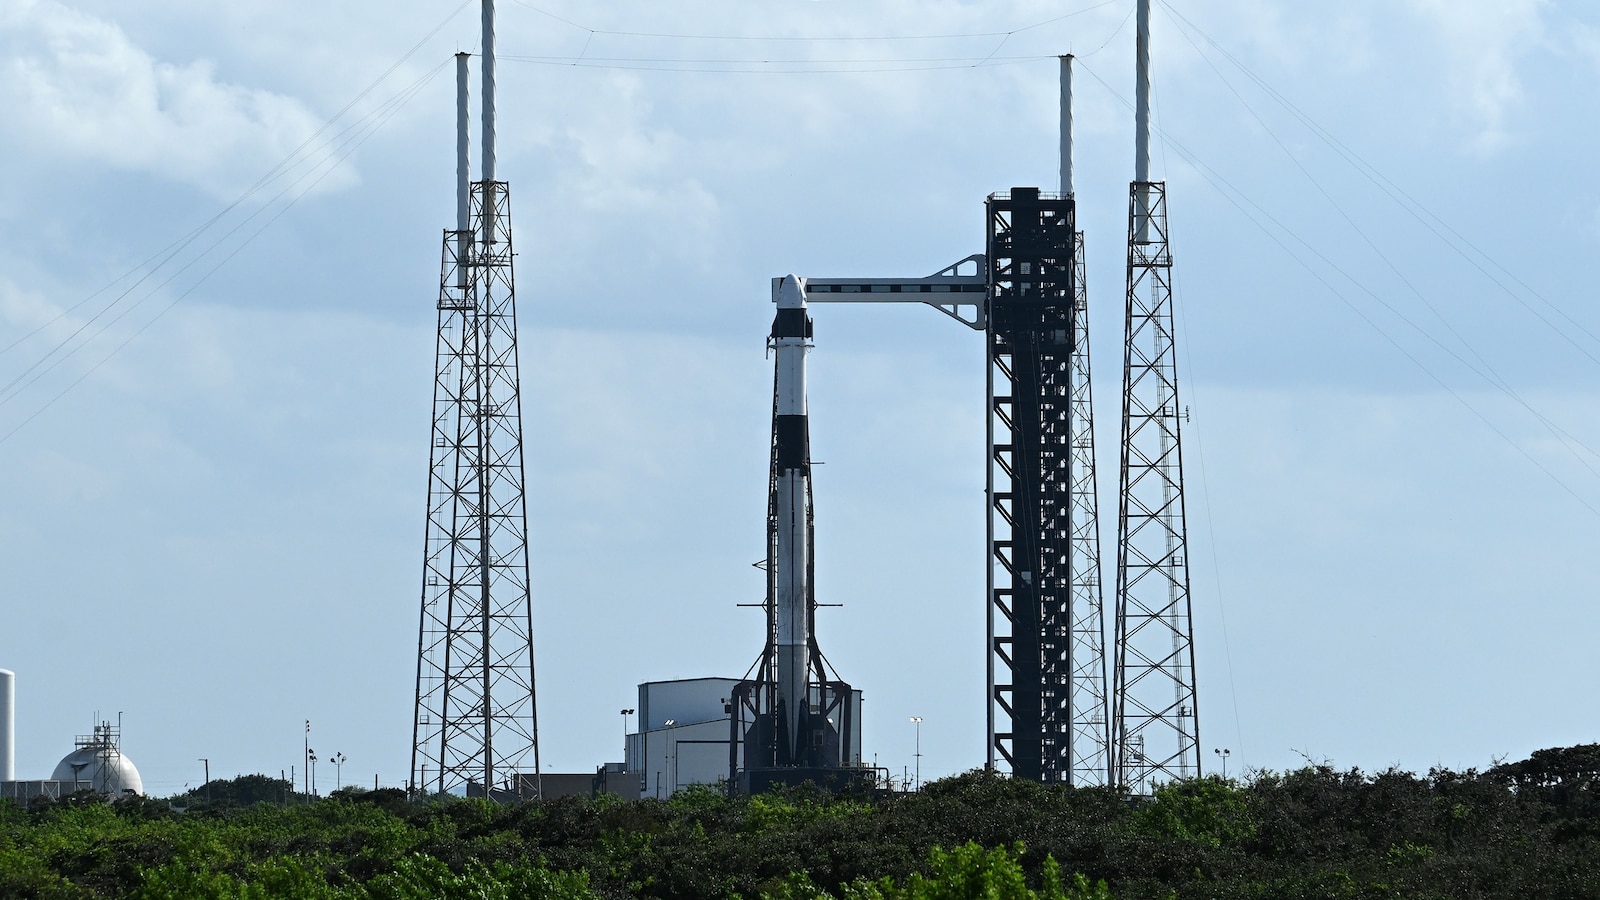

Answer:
[2,745,1598,898]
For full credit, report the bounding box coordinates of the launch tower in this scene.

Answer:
[789,58,1112,786]
[984,56,1111,786]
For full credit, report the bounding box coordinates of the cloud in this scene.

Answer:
[0,0,345,199]
[1574,20,1600,72]
[1405,0,1548,154]
[1183,380,1600,771]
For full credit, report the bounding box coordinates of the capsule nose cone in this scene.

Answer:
[777,274,806,309]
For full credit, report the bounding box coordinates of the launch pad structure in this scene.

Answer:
[402,0,1200,798]
[787,56,1112,787]
[782,4,1201,788]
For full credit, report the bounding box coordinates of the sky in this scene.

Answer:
[1,0,1598,797]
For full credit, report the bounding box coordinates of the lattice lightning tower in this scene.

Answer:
[1111,0,1200,791]
[412,11,540,798]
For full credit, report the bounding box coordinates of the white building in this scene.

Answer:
[621,678,742,799]
[610,676,870,799]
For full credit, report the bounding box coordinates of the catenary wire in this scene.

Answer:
[0,61,447,445]
[1076,59,1600,519]
[0,60,450,410]
[1080,5,1134,59]
[490,0,1132,73]
[496,52,1054,65]
[503,0,1122,42]
[0,0,476,363]
[496,54,1054,73]
[1155,0,1600,359]
[1157,8,1600,483]
[0,65,445,406]
[1144,57,1248,771]
[0,7,468,436]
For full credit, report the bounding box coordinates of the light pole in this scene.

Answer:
[308,748,318,797]
[1214,748,1231,779]
[909,716,923,791]
[332,752,347,792]
[662,719,676,797]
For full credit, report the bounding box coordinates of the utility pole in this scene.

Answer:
[198,758,209,802]
[909,716,923,791]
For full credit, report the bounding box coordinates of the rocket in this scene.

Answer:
[769,275,813,763]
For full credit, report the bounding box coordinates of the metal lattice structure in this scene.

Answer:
[1111,181,1199,791]
[411,177,540,798]
[985,188,1108,784]
[1064,227,1111,784]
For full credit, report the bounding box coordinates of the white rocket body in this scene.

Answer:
[771,276,812,761]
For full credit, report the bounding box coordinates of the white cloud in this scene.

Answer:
[1405,0,1548,154]
[0,0,345,199]
[1574,20,1600,72]
[1183,381,1600,771]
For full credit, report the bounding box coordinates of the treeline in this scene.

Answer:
[1,744,1597,898]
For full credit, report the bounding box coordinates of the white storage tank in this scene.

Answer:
[50,722,142,796]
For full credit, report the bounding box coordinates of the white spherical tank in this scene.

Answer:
[51,745,143,796]
[0,669,13,782]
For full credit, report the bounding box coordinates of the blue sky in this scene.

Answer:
[1,0,1597,796]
